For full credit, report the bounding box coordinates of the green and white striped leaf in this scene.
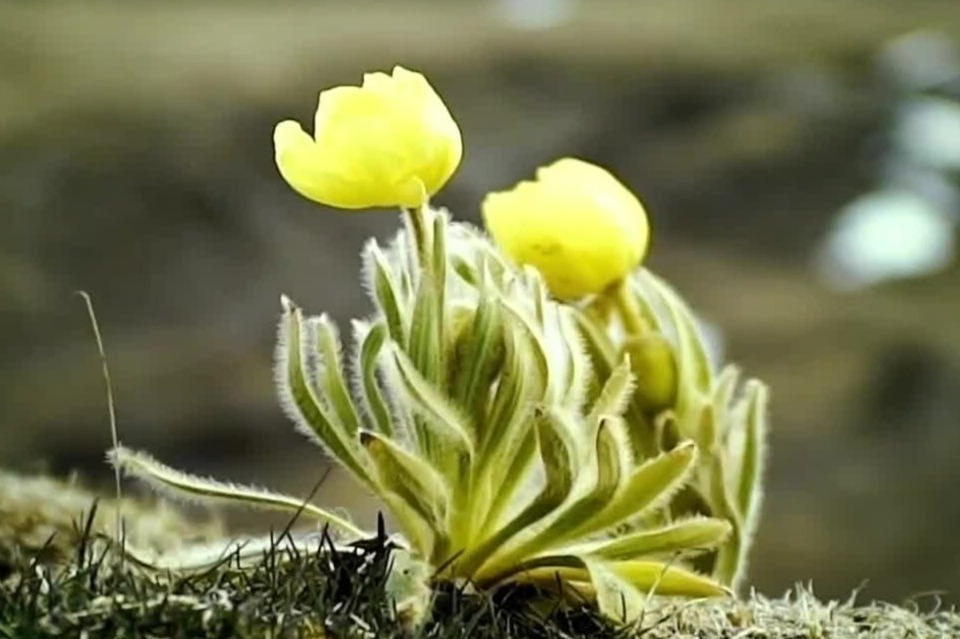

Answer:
[459,406,579,579]
[354,320,394,436]
[408,273,443,385]
[277,297,367,481]
[360,431,451,542]
[364,242,407,343]
[562,517,731,561]
[389,345,475,455]
[109,446,363,537]
[575,441,697,537]
[310,315,361,438]
[605,559,728,598]
[451,287,505,417]
[586,356,635,431]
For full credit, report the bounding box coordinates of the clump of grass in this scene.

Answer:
[0,469,222,579]
[1,486,956,638]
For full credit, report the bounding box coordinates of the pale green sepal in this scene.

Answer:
[634,271,712,412]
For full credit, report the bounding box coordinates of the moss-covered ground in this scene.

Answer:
[1,472,957,638]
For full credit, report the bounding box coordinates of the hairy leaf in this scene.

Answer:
[109,446,363,537]
[277,298,367,481]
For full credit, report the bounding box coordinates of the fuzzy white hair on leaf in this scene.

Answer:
[107,446,364,538]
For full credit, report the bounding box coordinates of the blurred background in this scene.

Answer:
[2,0,959,605]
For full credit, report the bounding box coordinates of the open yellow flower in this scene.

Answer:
[482,158,650,300]
[274,66,462,209]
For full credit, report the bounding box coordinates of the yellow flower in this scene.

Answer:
[273,66,462,209]
[482,158,650,300]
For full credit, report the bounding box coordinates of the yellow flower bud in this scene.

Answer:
[622,333,678,413]
[482,158,650,300]
[273,66,463,209]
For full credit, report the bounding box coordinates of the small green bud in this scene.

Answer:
[621,333,678,413]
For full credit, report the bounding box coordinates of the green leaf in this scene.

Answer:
[505,557,727,610]
[366,243,407,344]
[606,559,729,598]
[277,297,367,482]
[575,308,657,460]
[451,255,478,286]
[547,417,624,536]
[586,356,635,429]
[476,309,539,463]
[576,441,696,537]
[654,410,683,452]
[408,273,443,385]
[459,407,578,579]
[109,446,364,538]
[536,407,579,502]
[583,558,647,623]
[705,451,743,587]
[564,517,732,561]
[557,307,590,412]
[573,308,618,383]
[390,345,475,455]
[500,299,550,396]
[355,320,394,436]
[737,380,769,527]
[361,431,451,549]
[310,315,361,438]
[474,427,536,547]
[713,365,741,424]
[451,287,505,418]
[485,418,623,571]
[696,401,718,451]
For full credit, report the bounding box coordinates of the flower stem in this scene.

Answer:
[609,278,649,336]
[402,206,430,271]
